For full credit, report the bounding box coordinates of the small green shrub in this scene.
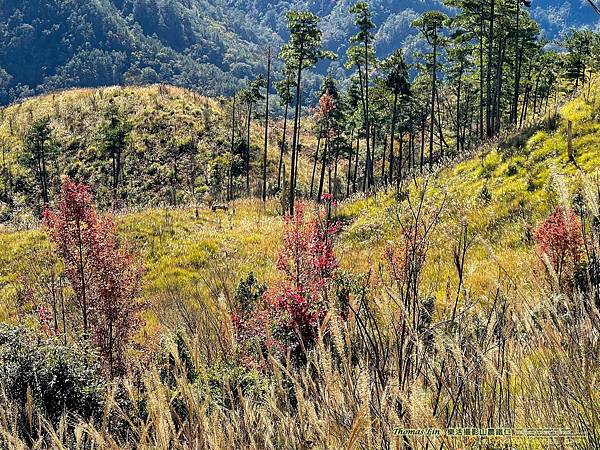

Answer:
[506,162,518,176]
[234,272,267,315]
[479,184,492,203]
[0,325,106,429]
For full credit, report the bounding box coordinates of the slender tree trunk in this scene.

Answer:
[228,94,236,201]
[389,90,398,184]
[288,49,304,215]
[567,120,575,163]
[486,0,495,139]
[429,36,437,169]
[277,102,289,191]
[293,106,301,193]
[420,113,426,171]
[40,139,49,205]
[462,85,472,150]
[532,71,541,116]
[362,139,370,192]
[245,102,252,196]
[456,61,464,155]
[333,144,339,198]
[76,221,88,334]
[407,130,412,172]
[492,33,506,136]
[519,60,533,127]
[347,130,354,198]
[398,130,404,186]
[353,136,359,193]
[497,36,507,134]
[310,136,321,199]
[479,4,485,141]
[318,138,328,201]
[512,0,523,126]
[381,134,387,185]
[262,47,271,202]
[371,125,377,186]
[364,36,372,190]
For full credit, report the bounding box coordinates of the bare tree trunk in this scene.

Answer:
[389,90,398,185]
[245,102,252,196]
[353,136,359,193]
[479,3,485,141]
[347,130,354,198]
[277,102,289,192]
[429,35,437,169]
[567,120,576,164]
[456,60,464,154]
[486,0,495,139]
[420,113,426,172]
[318,138,328,201]
[228,94,236,201]
[262,47,271,202]
[511,0,523,126]
[310,136,321,199]
[364,36,372,191]
[288,47,304,215]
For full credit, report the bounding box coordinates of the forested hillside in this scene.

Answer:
[4,0,598,222]
[0,0,595,105]
[0,86,239,220]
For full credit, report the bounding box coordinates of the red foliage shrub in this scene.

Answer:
[44,178,145,376]
[233,202,340,363]
[35,305,54,336]
[534,206,584,290]
[316,91,336,119]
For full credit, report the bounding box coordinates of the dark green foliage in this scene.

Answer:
[99,101,132,199]
[0,0,251,104]
[156,328,269,414]
[506,162,518,176]
[0,0,596,107]
[479,184,492,202]
[158,329,197,386]
[20,116,56,206]
[234,272,267,315]
[563,30,596,89]
[0,325,106,429]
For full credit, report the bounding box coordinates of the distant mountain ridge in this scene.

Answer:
[0,0,596,105]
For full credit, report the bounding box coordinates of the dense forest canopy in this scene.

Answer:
[0,0,596,105]
[1,0,600,221]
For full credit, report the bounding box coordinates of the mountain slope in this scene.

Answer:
[2,78,600,318]
[0,85,234,218]
[0,77,599,448]
[0,84,322,223]
[1,0,596,105]
[0,0,243,104]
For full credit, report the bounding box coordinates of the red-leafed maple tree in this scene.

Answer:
[44,178,144,376]
[534,206,584,291]
[316,91,336,122]
[233,201,340,363]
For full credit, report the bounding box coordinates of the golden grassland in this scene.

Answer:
[2,78,600,331]
[0,81,600,448]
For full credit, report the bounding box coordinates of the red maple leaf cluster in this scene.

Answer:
[44,178,144,376]
[534,206,583,290]
[316,92,336,118]
[233,202,340,363]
